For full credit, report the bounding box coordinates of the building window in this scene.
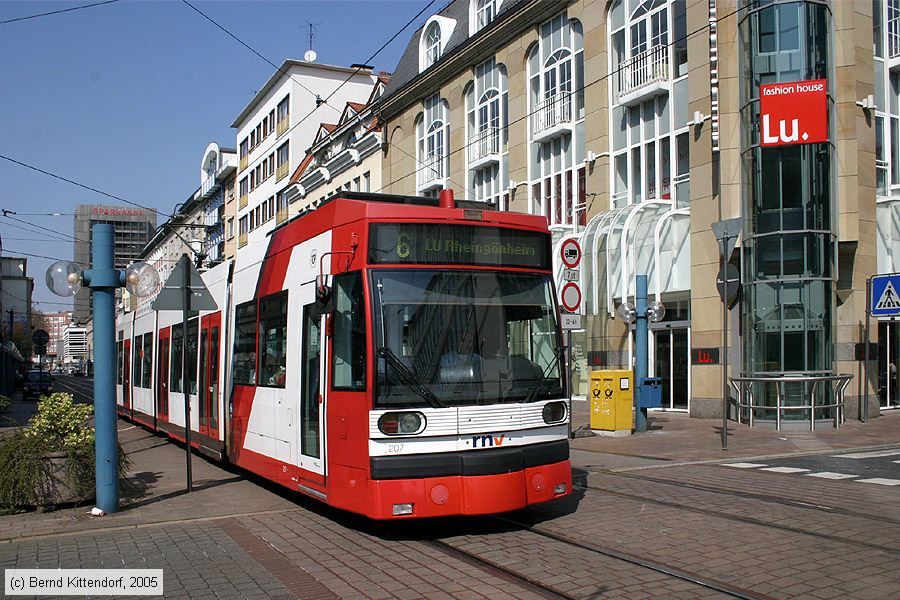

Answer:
[276,142,290,180]
[227,218,234,239]
[277,96,290,136]
[424,22,441,68]
[363,171,371,192]
[239,138,249,171]
[466,57,508,209]
[416,94,449,192]
[608,0,687,209]
[473,0,499,33]
[528,12,585,226]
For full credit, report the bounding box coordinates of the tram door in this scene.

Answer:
[651,327,689,410]
[878,321,900,409]
[123,339,131,410]
[198,313,221,438]
[157,328,170,420]
[298,303,326,476]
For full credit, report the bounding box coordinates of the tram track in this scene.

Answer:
[483,515,772,600]
[425,538,577,600]
[599,469,900,526]
[573,478,900,555]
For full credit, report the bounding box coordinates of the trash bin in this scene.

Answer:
[589,370,633,436]
[637,377,663,408]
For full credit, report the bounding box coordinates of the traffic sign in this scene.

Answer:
[561,313,582,330]
[32,329,49,346]
[872,273,900,317]
[711,218,742,260]
[151,257,217,312]
[563,269,579,282]
[716,263,740,308]
[560,239,581,269]
[560,282,581,312]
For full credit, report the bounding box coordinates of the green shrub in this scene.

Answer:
[0,395,10,411]
[25,392,94,451]
[0,393,130,509]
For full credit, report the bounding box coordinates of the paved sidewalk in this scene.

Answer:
[569,399,900,468]
[0,397,896,598]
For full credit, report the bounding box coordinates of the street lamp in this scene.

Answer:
[617,275,665,433]
[46,224,158,514]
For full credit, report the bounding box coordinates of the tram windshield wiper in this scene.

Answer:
[523,345,566,404]
[377,346,446,408]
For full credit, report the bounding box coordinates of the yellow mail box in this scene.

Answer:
[590,370,634,433]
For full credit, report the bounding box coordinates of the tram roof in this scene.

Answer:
[270,191,512,237]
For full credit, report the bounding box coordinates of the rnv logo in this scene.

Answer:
[762,114,808,144]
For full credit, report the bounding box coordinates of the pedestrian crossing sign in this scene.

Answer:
[872,274,900,317]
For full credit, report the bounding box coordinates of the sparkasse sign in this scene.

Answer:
[759,79,827,147]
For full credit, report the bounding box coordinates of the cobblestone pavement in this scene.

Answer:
[0,406,898,598]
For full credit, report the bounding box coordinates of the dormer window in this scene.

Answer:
[419,16,456,72]
[425,23,441,67]
[472,0,500,33]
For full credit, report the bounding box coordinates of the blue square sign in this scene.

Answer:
[872,274,900,317]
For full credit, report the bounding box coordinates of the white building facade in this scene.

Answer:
[232,60,380,249]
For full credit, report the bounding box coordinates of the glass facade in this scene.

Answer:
[739,0,834,416]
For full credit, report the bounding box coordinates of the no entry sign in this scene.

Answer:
[760,79,827,147]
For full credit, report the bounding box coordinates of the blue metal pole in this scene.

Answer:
[87,224,120,513]
[635,275,648,433]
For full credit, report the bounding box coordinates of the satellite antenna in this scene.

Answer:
[304,22,320,62]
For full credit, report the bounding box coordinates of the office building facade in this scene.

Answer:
[73,204,157,322]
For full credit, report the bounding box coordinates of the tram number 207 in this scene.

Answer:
[387,443,405,453]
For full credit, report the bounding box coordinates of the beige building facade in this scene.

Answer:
[380,0,895,424]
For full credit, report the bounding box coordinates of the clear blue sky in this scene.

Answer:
[0,0,435,309]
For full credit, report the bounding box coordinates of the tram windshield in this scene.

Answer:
[372,269,564,408]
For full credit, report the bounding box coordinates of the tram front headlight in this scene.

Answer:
[542,401,567,424]
[378,411,426,435]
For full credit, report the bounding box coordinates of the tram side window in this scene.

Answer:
[116,341,123,384]
[332,272,366,390]
[133,341,142,389]
[233,301,258,386]
[142,332,153,389]
[258,291,287,388]
[171,325,184,393]
[186,318,199,394]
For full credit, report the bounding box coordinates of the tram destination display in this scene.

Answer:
[369,223,551,270]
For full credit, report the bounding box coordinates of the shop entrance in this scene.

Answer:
[878,321,900,410]
[651,326,690,411]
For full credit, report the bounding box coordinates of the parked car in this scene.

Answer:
[22,370,53,399]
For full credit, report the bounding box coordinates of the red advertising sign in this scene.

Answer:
[759,79,827,147]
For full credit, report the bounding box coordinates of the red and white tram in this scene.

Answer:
[116,191,572,519]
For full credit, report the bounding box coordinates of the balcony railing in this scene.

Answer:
[277,117,290,137]
[276,208,288,225]
[417,152,444,189]
[238,232,248,248]
[239,194,248,209]
[276,162,290,181]
[532,93,572,138]
[616,45,669,105]
[468,126,500,164]
[239,155,249,172]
